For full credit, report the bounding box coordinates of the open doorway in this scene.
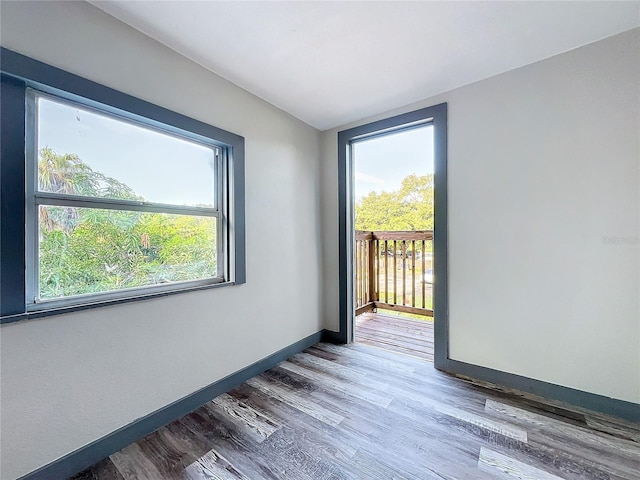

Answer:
[352,126,435,361]
[337,104,448,369]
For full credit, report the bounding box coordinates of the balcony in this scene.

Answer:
[354,230,434,360]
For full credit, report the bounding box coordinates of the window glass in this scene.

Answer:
[38,206,217,300]
[32,93,223,304]
[37,96,217,207]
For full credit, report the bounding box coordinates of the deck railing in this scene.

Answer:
[355,230,433,317]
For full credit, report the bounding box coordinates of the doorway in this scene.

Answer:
[352,125,434,360]
[337,104,448,369]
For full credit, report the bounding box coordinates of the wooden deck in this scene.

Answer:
[355,311,434,362]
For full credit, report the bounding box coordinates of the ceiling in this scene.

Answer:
[90,1,639,131]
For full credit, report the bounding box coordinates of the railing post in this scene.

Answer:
[368,234,376,303]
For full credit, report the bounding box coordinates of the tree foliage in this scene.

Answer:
[38,148,217,300]
[39,147,140,200]
[355,174,434,231]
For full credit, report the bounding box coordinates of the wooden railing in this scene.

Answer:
[355,230,433,317]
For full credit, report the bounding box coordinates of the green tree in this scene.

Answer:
[134,213,217,282]
[38,147,92,195]
[355,174,434,231]
[39,147,139,200]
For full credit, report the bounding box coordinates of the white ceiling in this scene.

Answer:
[90,1,639,131]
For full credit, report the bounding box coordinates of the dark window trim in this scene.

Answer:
[0,47,246,324]
[336,104,448,369]
[0,76,27,318]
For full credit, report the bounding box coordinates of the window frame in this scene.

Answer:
[0,48,246,323]
[26,89,226,310]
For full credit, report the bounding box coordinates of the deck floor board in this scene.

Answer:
[355,311,434,361]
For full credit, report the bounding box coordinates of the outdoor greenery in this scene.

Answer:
[355,174,433,231]
[37,148,217,300]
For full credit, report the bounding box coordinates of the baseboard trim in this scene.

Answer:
[320,329,343,344]
[18,330,324,480]
[441,358,640,422]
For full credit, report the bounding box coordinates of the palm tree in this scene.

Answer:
[38,147,143,233]
[38,147,98,232]
[38,147,97,195]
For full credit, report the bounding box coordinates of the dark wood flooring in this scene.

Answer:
[355,311,434,362]
[72,342,640,480]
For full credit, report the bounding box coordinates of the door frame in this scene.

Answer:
[337,103,448,369]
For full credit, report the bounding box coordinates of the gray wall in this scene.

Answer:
[321,29,640,405]
[0,2,323,479]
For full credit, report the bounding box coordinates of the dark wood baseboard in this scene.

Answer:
[18,330,326,480]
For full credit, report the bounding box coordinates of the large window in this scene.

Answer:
[0,48,245,321]
[29,93,223,306]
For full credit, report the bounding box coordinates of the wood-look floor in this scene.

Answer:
[355,311,434,362]
[72,342,640,480]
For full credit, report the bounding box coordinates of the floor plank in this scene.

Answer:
[73,342,640,480]
[210,393,280,443]
[478,447,564,480]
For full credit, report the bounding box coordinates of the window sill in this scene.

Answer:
[0,280,236,325]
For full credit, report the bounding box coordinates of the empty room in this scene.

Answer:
[1,1,638,479]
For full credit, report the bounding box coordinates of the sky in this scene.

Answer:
[353,124,433,200]
[37,96,216,207]
[38,94,433,206]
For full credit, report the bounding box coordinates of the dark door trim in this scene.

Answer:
[337,103,448,368]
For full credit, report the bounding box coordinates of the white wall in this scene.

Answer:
[0,2,323,479]
[321,29,640,405]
